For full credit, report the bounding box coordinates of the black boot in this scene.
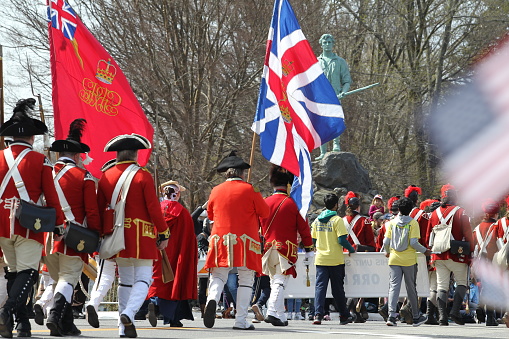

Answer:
[60,302,81,336]
[14,272,36,339]
[14,302,32,337]
[0,270,38,338]
[486,308,499,326]
[46,293,67,336]
[424,300,439,325]
[450,285,466,325]
[437,290,449,326]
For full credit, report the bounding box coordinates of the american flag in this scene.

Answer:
[430,35,509,211]
[252,0,345,218]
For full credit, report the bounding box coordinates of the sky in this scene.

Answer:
[1,1,55,146]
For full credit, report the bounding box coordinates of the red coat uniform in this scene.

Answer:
[51,159,101,262]
[473,221,498,261]
[205,179,269,273]
[375,221,387,252]
[0,142,64,244]
[343,213,376,249]
[149,200,197,300]
[410,207,429,247]
[260,191,313,278]
[97,161,168,260]
[425,205,474,264]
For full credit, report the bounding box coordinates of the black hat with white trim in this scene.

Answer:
[0,98,48,137]
[104,133,151,152]
[216,151,251,173]
[50,119,90,153]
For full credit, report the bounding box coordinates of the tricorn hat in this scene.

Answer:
[216,151,250,173]
[0,98,48,137]
[101,159,116,172]
[50,119,90,153]
[104,133,151,152]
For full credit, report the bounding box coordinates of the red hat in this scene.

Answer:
[505,196,509,208]
[344,191,357,205]
[441,184,455,198]
[482,199,500,215]
[420,199,438,210]
[404,186,422,198]
[387,196,400,211]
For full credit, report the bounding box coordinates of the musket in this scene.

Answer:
[341,82,380,98]
[27,56,51,158]
[0,45,4,150]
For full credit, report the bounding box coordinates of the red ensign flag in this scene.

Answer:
[47,0,153,177]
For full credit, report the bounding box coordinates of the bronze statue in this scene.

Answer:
[316,34,351,159]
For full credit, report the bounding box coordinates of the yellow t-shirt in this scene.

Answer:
[386,218,420,266]
[311,215,348,266]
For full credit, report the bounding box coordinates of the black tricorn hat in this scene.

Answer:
[104,133,151,152]
[101,159,116,172]
[216,151,251,173]
[50,119,90,153]
[269,165,294,187]
[0,98,48,137]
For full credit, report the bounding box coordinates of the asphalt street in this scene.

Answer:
[20,311,509,339]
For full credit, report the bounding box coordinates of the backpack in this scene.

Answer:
[493,218,509,268]
[429,206,460,253]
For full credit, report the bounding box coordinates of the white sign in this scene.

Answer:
[198,252,430,298]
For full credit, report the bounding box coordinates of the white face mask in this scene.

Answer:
[163,184,180,201]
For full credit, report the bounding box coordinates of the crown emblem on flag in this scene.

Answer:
[95,59,117,84]
[280,106,292,123]
[282,60,294,77]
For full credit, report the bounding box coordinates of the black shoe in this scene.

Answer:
[0,310,13,338]
[61,323,81,336]
[86,305,99,329]
[33,305,44,326]
[386,316,397,326]
[203,300,216,329]
[147,303,157,328]
[339,315,355,325]
[232,324,255,330]
[120,314,137,338]
[450,313,465,325]
[170,321,183,327]
[413,315,427,327]
[264,315,287,327]
[15,331,30,338]
[46,322,63,337]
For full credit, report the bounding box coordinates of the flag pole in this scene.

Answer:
[27,56,51,159]
[0,45,4,150]
[153,109,160,194]
[247,132,257,183]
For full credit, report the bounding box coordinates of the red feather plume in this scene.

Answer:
[344,191,357,205]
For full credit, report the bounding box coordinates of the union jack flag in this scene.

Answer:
[47,0,77,40]
[252,0,345,218]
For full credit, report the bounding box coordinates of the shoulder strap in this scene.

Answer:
[475,223,496,257]
[0,148,32,201]
[263,196,288,239]
[110,164,138,209]
[413,209,424,221]
[502,218,509,242]
[113,165,139,227]
[436,206,460,226]
[342,214,361,245]
[53,165,76,222]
